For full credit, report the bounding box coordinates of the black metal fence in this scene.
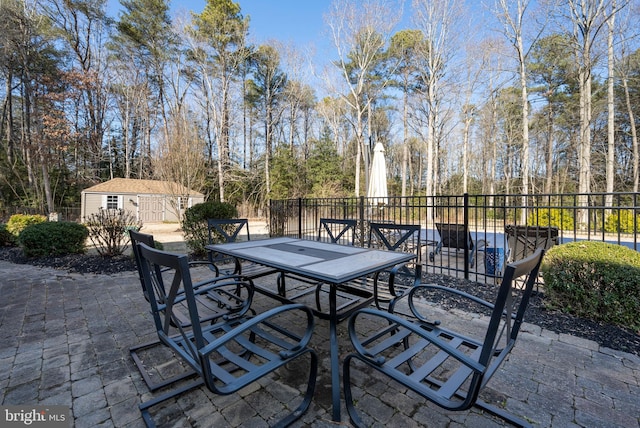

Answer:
[269,193,640,282]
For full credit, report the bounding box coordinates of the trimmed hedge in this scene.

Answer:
[6,214,47,237]
[19,221,88,257]
[182,201,237,256]
[527,208,574,230]
[604,209,640,233]
[541,241,640,331]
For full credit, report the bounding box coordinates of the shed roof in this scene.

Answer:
[82,178,204,197]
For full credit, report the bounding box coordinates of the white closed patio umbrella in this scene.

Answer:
[367,142,388,206]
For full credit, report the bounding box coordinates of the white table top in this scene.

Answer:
[207,237,416,284]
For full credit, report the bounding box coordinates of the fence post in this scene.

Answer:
[463,193,469,279]
[297,198,302,239]
[359,196,365,247]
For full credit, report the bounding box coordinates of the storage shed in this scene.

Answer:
[81,178,205,223]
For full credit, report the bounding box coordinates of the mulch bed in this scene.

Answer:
[1,247,638,357]
[418,272,639,357]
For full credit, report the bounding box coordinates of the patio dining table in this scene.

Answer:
[206,237,416,422]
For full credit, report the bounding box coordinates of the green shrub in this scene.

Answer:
[19,221,88,257]
[541,241,640,331]
[85,208,142,257]
[604,209,639,233]
[527,208,574,230]
[6,214,47,237]
[182,201,237,256]
[0,224,17,246]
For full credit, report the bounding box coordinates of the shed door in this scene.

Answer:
[138,195,164,223]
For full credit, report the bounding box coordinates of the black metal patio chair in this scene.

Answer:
[505,224,558,263]
[135,242,318,428]
[128,229,252,391]
[207,218,278,280]
[429,222,487,267]
[317,217,357,245]
[343,248,545,428]
[367,222,423,312]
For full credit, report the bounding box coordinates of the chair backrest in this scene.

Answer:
[368,222,422,261]
[505,225,558,262]
[207,218,250,244]
[434,222,473,250]
[129,229,160,301]
[135,242,317,426]
[318,218,357,245]
[137,242,193,336]
[479,248,545,381]
[136,242,254,366]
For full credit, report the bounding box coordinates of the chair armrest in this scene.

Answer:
[348,308,486,373]
[377,263,421,308]
[407,284,494,323]
[198,303,315,360]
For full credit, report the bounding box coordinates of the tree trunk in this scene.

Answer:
[605,1,616,207]
[3,75,14,164]
[545,102,554,194]
[401,87,408,199]
[622,76,638,192]
[355,113,363,197]
[41,156,54,214]
[519,40,529,223]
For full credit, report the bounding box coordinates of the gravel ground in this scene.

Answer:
[1,246,637,357]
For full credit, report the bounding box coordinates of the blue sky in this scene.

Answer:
[215,1,331,47]
[107,0,333,48]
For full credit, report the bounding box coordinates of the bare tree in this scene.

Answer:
[276,41,317,156]
[154,110,207,220]
[613,0,639,192]
[412,0,462,201]
[460,38,492,193]
[43,0,110,180]
[316,96,352,160]
[605,0,616,207]
[619,49,639,192]
[495,0,546,222]
[605,0,631,206]
[324,0,401,197]
[564,0,609,224]
[109,58,151,179]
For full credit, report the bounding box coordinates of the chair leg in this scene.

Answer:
[271,349,318,428]
[130,340,196,391]
[472,399,533,428]
[277,272,287,297]
[343,354,367,428]
[139,378,205,428]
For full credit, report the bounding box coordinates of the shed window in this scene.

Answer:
[178,197,188,210]
[104,195,122,210]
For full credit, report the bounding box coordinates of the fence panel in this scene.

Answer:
[270,192,640,282]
